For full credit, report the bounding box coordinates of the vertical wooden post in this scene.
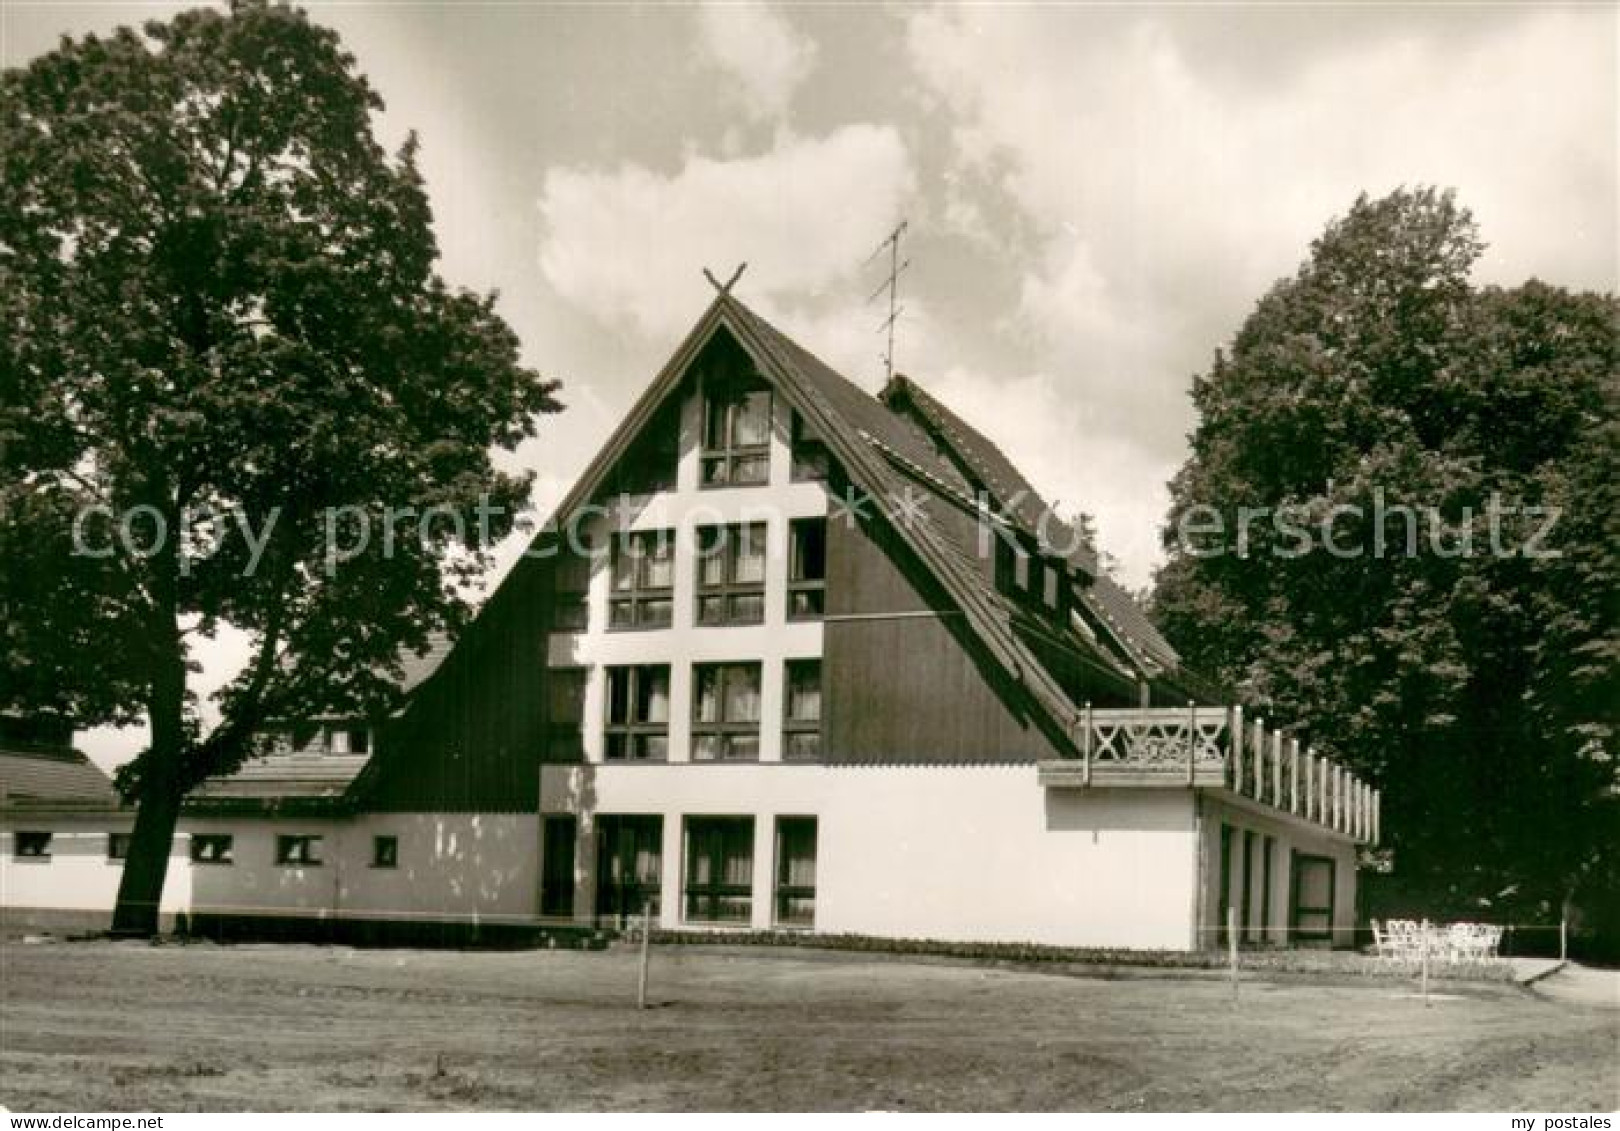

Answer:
[1289,738,1300,814]
[1230,705,1243,791]
[1319,757,1328,826]
[1228,905,1240,1002]
[636,900,652,1009]
[1270,730,1282,807]
[1186,700,1197,786]
[1082,702,1093,787]
[1560,914,1568,963]
[1419,918,1431,1007]
[1373,791,1381,845]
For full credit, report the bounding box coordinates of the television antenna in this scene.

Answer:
[865,220,909,382]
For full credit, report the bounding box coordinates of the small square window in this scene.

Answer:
[276,834,322,866]
[372,835,399,869]
[191,834,234,864]
[14,831,51,859]
[108,833,132,861]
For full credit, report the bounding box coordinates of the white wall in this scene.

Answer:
[542,763,1201,950]
[2,813,538,928]
[546,384,827,765]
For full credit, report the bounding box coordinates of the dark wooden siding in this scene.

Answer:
[823,514,1064,765]
[363,547,563,812]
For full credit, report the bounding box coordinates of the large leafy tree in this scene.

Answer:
[1154,188,1617,935]
[0,1,561,934]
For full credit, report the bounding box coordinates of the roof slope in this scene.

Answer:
[880,374,1183,678]
[0,745,120,810]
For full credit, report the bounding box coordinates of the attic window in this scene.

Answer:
[702,383,772,487]
[791,411,829,481]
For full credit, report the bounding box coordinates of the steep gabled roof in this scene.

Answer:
[518,292,1211,756]
[880,374,1183,679]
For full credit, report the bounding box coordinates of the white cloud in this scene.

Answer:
[537,124,915,339]
[695,0,818,123]
[903,4,1617,580]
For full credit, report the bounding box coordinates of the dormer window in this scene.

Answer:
[702,384,772,487]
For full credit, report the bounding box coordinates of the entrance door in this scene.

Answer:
[1291,853,1336,946]
[540,815,577,918]
[595,815,663,926]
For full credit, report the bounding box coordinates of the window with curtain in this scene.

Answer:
[783,659,823,761]
[596,815,663,923]
[695,523,767,625]
[608,529,675,629]
[774,817,817,926]
[691,663,762,761]
[701,384,772,487]
[604,665,670,761]
[685,816,754,923]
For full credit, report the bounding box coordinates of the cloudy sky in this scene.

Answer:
[4,1,1615,766]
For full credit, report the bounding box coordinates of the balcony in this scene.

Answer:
[1036,706,1379,844]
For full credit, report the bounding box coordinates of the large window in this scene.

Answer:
[596,815,662,924]
[787,518,827,620]
[692,663,762,761]
[191,834,234,865]
[783,659,823,761]
[605,665,670,761]
[276,834,323,866]
[774,817,817,927]
[14,831,51,859]
[685,816,754,924]
[701,385,772,487]
[372,835,399,869]
[548,668,588,762]
[609,530,675,629]
[696,523,766,626]
[551,548,591,632]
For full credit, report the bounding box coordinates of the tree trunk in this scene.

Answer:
[109,766,183,936]
[111,605,188,938]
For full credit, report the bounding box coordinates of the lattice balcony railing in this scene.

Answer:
[1051,705,1380,844]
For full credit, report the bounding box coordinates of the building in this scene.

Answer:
[1,291,1378,949]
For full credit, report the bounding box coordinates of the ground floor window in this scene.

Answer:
[1291,852,1336,944]
[684,816,753,924]
[14,831,51,859]
[774,817,817,927]
[191,834,234,864]
[276,834,323,866]
[372,835,398,869]
[541,815,577,918]
[596,815,662,924]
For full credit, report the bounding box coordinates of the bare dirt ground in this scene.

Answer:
[2,939,1616,1112]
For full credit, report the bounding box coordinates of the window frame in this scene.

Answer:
[604,664,672,762]
[787,517,827,621]
[691,662,763,762]
[14,830,52,859]
[790,410,830,482]
[371,834,399,869]
[275,834,324,867]
[550,546,592,633]
[684,816,755,925]
[190,834,235,865]
[700,384,773,489]
[782,658,824,762]
[547,666,589,762]
[695,523,767,627]
[107,832,132,861]
[608,530,676,630]
[596,814,664,925]
[774,816,818,928]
